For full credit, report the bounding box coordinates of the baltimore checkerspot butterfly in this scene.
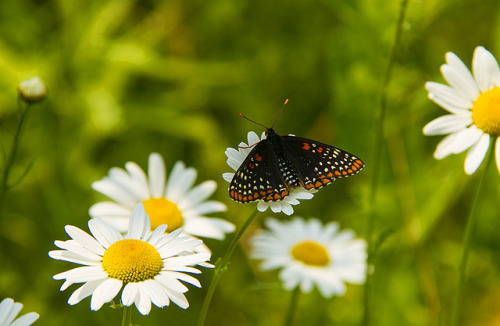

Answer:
[229,99,365,203]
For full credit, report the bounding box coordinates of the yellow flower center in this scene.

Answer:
[291,240,330,267]
[102,239,163,283]
[142,197,183,232]
[472,86,500,136]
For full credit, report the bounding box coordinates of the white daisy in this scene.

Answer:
[250,217,366,298]
[89,153,235,241]
[223,131,315,215]
[424,46,500,175]
[0,298,39,326]
[49,203,212,315]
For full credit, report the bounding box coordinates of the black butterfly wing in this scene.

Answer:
[281,135,364,190]
[229,139,290,203]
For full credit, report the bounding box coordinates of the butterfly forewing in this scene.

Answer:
[281,135,365,190]
[229,140,290,203]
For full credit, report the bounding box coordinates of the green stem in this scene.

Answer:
[282,287,300,326]
[0,101,32,211]
[197,206,259,326]
[363,0,409,325]
[121,305,133,326]
[451,139,495,326]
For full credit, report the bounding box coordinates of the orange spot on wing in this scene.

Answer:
[334,171,342,176]
[255,153,263,161]
[304,183,314,190]
[273,193,281,200]
[326,172,333,178]
[260,190,266,196]
[302,143,311,150]
[342,171,348,175]
[347,169,353,173]
[248,195,253,201]
[238,194,243,201]
[322,178,331,184]
[314,181,322,188]
[265,195,274,201]
[317,147,323,153]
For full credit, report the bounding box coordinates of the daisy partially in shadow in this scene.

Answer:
[0,298,39,326]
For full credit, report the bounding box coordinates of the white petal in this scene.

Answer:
[465,133,490,175]
[177,181,217,210]
[423,114,472,135]
[91,179,138,208]
[182,217,235,240]
[67,280,106,305]
[185,201,227,215]
[135,286,152,315]
[0,299,21,325]
[165,162,197,202]
[442,51,480,101]
[122,283,139,306]
[434,126,483,159]
[148,153,166,198]
[222,172,234,183]
[425,81,473,109]
[88,201,131,218]
[90,278,122,311]
[124,161,150,199]
[10,312,39,326]
[88,218,122,249]
[126,203,149,240]
[496,138,500,174]
[473,46,500,92]
[64,225,105,256]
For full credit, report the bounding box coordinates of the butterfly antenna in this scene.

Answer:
[271,99,289,129]
[238,113,269,129]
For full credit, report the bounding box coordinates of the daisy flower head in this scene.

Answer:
[250,217,367,298]
[223,131,316,216]
[424,46,500,175]
[0,298,39,326]
[89,152,235,241]
[49,203,212,315]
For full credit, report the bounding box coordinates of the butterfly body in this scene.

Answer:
[229,128,364,203]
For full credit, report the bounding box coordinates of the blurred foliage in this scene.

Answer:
[1,0,500,325]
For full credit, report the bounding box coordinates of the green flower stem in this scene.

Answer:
[121,305,133,326]
[363,0,409,325]
[197,206,259,326]
[0,100,32,211]
[451,139,495,326]
[282,287,300,326]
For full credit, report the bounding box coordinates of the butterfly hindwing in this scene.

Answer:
[229,139,289,203]
[281,135,365,190]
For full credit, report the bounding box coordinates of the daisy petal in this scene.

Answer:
[473,46,500,92]
[423,114,472,136]
[148,153,166,198]
[465,133,490,175]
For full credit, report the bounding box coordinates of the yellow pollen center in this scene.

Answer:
[291,240,330,267]
[102,239,163,283]
[472,86,500,136]
[142,197,183,232]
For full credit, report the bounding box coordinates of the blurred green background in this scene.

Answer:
[1,0,500,325]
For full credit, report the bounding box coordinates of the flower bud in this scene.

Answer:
[18,76,46,103]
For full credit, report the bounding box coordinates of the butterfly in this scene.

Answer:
[229,100,365,203]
